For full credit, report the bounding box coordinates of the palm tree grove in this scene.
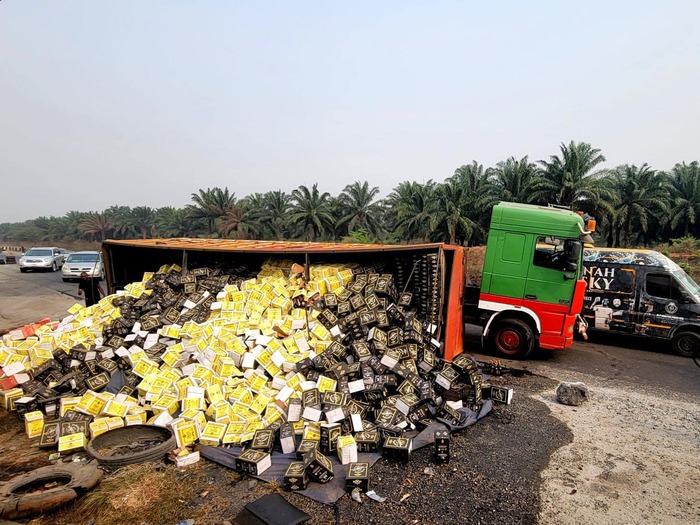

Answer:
[2,141,699,250]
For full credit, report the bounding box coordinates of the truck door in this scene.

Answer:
[523,237,579,334]
[639,271,684,337]
[525,237,578,304]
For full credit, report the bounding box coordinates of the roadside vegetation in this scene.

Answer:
[2,141,699,250]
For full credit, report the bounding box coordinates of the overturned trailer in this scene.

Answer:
[102,239,467,360]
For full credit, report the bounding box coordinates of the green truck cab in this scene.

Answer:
[466,202,592,358]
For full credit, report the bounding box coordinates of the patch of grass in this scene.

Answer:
[50,462,198,525]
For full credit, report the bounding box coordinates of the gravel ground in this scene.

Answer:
[332,373,571,525]
[5,362,698,525]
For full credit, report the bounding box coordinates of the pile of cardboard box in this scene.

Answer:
[0,257,511,491]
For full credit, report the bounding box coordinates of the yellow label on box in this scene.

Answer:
[162,350,182,367]
[173,420,199,447]
[76,391,106,417]
[24,411,44,438]
[246,374,267,393]
[68,303,84,315]
[105,416,124,430]
[206,384,224,405]
[102,400,128,418]
[58,432,87,452]
[201,421,227,444]
[317,375,337,393]
[250,394,271,415]
[181,397,206,411]
[303,426,321,442]
[90,418,110,438]
[125,412,147,425]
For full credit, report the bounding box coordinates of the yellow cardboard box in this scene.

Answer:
[58,432,87,453]
[172,419,199,448]
[24,411,44,438]
[200,422,227,447]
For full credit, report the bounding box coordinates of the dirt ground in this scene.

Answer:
[534,363,700,525]
[1,363,696,525]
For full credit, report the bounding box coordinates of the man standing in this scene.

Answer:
[77,272,105,307]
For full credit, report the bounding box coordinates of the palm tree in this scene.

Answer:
[531,141,613,210]
[489,156,539,203]
[670,161,700,237]
[385,180,438,243]
[188,187,237,235]
[79,212,113,242]
[107,206,135,239]
[64,211,88,239]
[450,161,499,244]
[337,181,384,239]
[130,206,156,238]
[155,207,202,238]
[609,164,671,246]
[259,190,292,240]
[432,177,476,245]
[219,206,246,238]
[289,184,334,241]
[46,216,76,242]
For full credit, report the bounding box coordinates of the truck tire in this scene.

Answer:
[671,331,700,358]
[19,268,27,273]
[488,318,535,359]
[86,425,176,467]
[0,463,102,520]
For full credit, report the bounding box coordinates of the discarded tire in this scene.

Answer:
[0,462,102,520]
[86,425,176,467]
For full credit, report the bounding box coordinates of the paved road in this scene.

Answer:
[0,264,83,331]
[469,324,699,399]
[2,264,698,397]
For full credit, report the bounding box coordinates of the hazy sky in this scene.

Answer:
[1,1,699,222]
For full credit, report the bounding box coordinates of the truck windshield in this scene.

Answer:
[672,269,700,301]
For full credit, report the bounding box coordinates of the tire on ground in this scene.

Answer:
[488,317,536,359]
[671,330,700,358]
[86,425,176,467]
[0,462,103,520]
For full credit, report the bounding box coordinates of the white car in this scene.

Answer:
[61,251,104,282]
[18,247,67,272]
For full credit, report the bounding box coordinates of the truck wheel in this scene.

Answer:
[19,268,27,273]
[489,318,535,359]
[671,331,700,358]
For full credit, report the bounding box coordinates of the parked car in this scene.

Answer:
[61,251,104,281]
[18,247,67,272]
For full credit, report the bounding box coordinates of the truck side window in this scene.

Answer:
[533,236,566,271]
[646,273,682,300]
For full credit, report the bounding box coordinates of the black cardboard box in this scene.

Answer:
[296,439,319,460]
[284,461,309,491]
[305,449,334,483]
[320,423,342,454]
[434,429,450,464]
[345,462,370,492]
[235,449,272,476]
[383,436,412,462]
[250,429,275,453]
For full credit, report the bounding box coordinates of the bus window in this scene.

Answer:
[646,273,682,301]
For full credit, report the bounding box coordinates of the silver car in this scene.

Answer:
[61,251,104,282]
[18,247,67,272]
